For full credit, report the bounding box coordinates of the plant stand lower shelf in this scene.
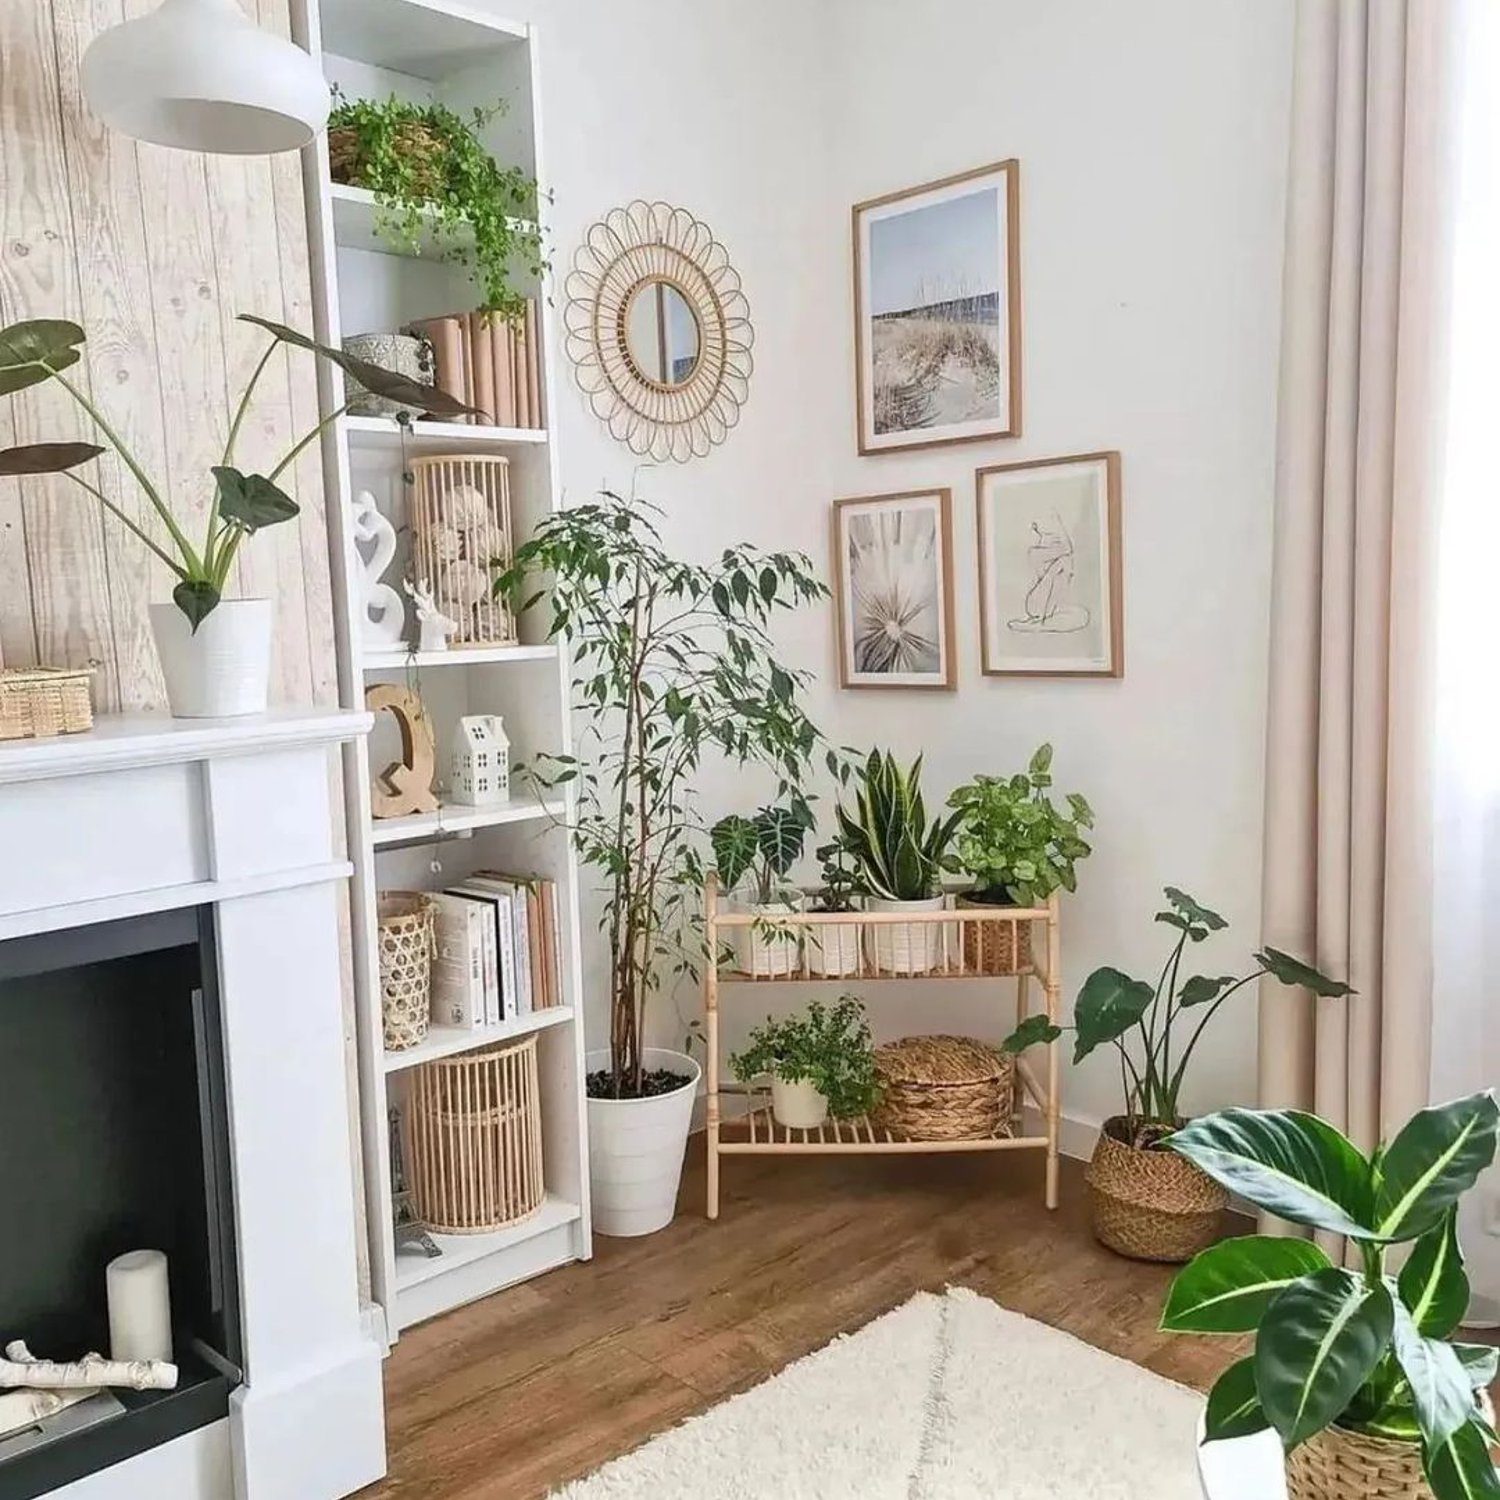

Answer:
[702,874,1063,1217]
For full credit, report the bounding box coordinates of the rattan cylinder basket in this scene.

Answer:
[955,894,1033,976]
[0,667,93,740]
[872,1035,1015,1141]
[377,892,434,1052]
[1084,1118,1228,1262]
[405,1035,545,1234]
[1284,1423,1431,1500]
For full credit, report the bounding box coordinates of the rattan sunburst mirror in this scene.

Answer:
[563,201,754,462]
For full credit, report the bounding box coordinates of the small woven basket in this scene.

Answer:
[1085,1119,1228,1262]
[378,892,434,1052]
[328,121,444,199]
[955,893,1033,975]
[872,1035,1015,1141]
[0,667,93,740]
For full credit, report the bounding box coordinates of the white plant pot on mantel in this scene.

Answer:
[867,893,946,974]
[149,598,273,718]
[771,1075,828,1130]
[586,1046,700,1237]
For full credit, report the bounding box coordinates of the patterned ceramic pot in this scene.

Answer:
[343,331,434,419]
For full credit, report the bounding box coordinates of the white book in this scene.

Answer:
[426,893,486,1029]
[474,873,533,1016]
[444,888,500,1025]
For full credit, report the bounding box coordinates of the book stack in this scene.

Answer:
[426,873,565,1031]
[409,302,544,429]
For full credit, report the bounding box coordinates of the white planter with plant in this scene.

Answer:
[730,996,880,1131]
[0,314,472,716]
[711,804,811,977]
[806,836,863,978]
[835,750,960,975]
[496,495,830,1237]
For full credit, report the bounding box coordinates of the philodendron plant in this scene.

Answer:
[710,803,811,906]
[0,314,473,628]
[1002,888,1352,1147]
[1161,1090,1500,1498]
[835,750,961,902]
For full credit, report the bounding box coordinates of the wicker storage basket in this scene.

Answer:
[328,121,444,199]
[1284,1422,1431,1500]
[0,667,93,740]
[1085,1118,1228,1262]
[955,893,1033,975]
[872,1035,1015,1141]
[405,1035,545,1234]
[378,892,434,1052]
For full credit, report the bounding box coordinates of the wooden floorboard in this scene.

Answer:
[367,1139,1253,1498]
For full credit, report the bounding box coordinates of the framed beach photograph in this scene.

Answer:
[832,489,956,690]
[852,159,1021,455]
[975,452,1123,678]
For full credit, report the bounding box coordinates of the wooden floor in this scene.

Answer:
[368,1140,1249,1498]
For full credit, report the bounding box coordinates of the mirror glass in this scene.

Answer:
[624,278,701,386]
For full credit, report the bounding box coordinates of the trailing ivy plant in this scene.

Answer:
[730,996,881,1120]
[710,803,810,906]
[0,314,472,628]
[1161,1091,1500,1499]
[1001,888,1352,1146]
[328,90,544,323]
[493,493,837,1098]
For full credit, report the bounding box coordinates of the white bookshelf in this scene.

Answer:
[294,0,591,1339]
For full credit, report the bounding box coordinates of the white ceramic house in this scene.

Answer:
[448,715,511,807]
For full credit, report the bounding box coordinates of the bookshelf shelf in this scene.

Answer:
[363,642,556,672]
[329,182,537,261]
[383,1004,575,1074]
[342,414,548,454]
[369,796,564,847]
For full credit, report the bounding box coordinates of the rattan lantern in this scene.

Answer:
[449,714,510,806]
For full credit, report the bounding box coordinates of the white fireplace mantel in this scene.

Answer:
[0,708,386,1500]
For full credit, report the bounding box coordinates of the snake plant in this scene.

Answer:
[1161,1091,1500,1498]
[834,750,961,901]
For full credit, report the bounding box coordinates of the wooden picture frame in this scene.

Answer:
[975,452,1123,678]
[832,488,957,690]
[852,159,1022,455]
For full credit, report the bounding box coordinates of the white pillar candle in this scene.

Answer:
[106,1249,172,1364]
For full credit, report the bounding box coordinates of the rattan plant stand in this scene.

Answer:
[702,873,1063,1219]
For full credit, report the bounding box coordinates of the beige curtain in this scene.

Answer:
[1258,0,1459,1150]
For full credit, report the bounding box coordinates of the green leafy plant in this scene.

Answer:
[328,90,544,324]
[834,750,961,902]
[730,996,881,1119]
[0,314,472,629]
[710,803,811,905]
[493,494,833,1098]
[947,743,1094,906]
[1000,888,1352,1143]
[811,835,861,913]
[1160,1091,1500,1498]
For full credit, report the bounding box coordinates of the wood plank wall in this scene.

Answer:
[0,0,337,712]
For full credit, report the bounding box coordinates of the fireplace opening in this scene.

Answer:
[0,907,241,1500]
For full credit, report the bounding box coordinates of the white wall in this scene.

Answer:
[479,0,1296,1134]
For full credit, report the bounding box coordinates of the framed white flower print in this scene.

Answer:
[832,488,956,690]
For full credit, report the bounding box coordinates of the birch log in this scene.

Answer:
[0,1386,95,1441]
[0,1342,177,1391]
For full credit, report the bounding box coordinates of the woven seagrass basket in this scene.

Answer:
[955,892,1032,975]
[0,667,93,740]
[1085,1118,1228,1262]
[327,121,444,200]
[378,892,434,1052]
[872,1035,1014,1141]
[1284,1423,1430,1500]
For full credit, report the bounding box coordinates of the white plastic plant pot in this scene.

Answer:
[866,894,946,974]
[733,891,805,977]
[149,598,273,717]
[770,1075,828,1131]
[585,1047,700,1238]
[807,911,863,977]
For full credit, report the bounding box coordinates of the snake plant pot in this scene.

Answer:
[585,1047,700,1238]
[866,894,945,974]
[149,599,272,718]
[1084,1116,1228,1262]
[733,891,804,977]
[806,905,863,978]
[770,1076,829,1131]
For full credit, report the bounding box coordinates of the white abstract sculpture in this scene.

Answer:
[0,1341,177,1392]
[350,490,405,646]
[405,579,459,654]
[449,715,510,806]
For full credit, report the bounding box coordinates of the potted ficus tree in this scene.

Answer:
[1161,1090,1500,1500]
[1002,887,1352,1261]
[494,495,830,1237]
[806,836,863,978]
[730,995,881,1130]
[0,314,472,716]
[835,750,961,975]
[947,743,1093,975]
[710,803,811,978]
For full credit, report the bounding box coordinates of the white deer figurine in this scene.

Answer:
[406,578,460,653]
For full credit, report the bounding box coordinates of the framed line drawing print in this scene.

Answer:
[975,452,1122,678]
[852,159,1021,455]
[832,488,956,689]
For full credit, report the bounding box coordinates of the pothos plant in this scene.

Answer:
[730,996,881,1120]
[710,803,811,906]
[1161,1091,1500,1498]
[0,315,472,628]
[327,90,544,324]
[1001,888,1352,1147]
[493,493,836,1098]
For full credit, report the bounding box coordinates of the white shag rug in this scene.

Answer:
[555,1286,1203,1498]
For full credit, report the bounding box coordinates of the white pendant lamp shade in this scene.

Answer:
[81,0,329,155]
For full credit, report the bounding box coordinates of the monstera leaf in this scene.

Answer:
[0,442,104,475]
[0,319,85,394]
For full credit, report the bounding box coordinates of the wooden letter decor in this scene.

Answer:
[366,684,439,819]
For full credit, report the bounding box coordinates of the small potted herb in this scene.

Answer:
[946,743,1093,974]
[711,804,810,977]
[806,837,863,978]
[730,996,881,1130]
